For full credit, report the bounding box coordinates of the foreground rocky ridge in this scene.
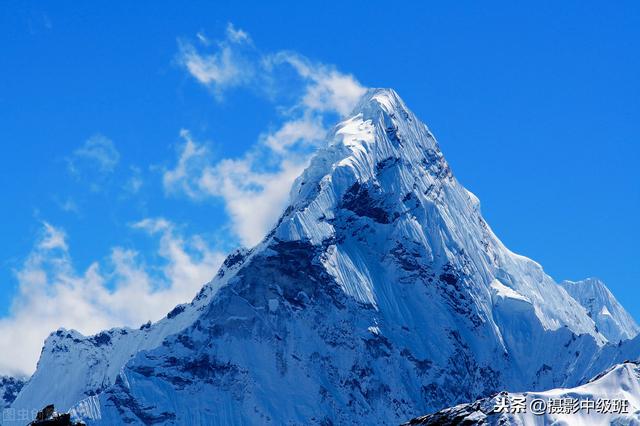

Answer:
[8,89,640,425]
[406,361,640,425]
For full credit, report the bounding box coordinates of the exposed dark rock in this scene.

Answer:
[28,404,86,426]
[89,332,112,347]
[341,182,391,224]
[1,376,24,407]
[166,304,186,319]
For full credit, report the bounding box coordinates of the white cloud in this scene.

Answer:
[169,24,367,246]
[66,134,121,192]
[69,134,120,174]
[262,115,325,154]
[162,131,310,246]
[57,197,79,214]
[266,52,367,116]
[0,221,224,376]
[179,43,252,93]
[225,22,251,44]
[176,22,366,111]
[162,130,210,199]
[200,157,308,246]
[39,221,68,251]
[125,166,144,194]
[177,24,254,99]
[196,31,209,45]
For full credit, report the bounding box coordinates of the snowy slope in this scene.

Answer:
[9,248,249,417]
[10,89,640,425]
[0,376,24,411]
[405,361,640,425]
[561,278,640,343]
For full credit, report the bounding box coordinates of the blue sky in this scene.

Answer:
[0,1,638,375]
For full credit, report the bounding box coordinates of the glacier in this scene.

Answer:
[7,88,640,425]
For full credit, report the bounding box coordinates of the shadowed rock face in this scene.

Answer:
[9,89,640,425]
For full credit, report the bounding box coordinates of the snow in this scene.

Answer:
[408,362,640,425]
[490,279,530,302]
[8,247,250,418]
[268,298,279,312]
[8,88,640,425]
[561,277,640,343]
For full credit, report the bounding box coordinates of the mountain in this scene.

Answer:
[561,278,640,343]
[9,89,640,425]
[9,254,240,416]
[0,376,24,411]
[405,361,640,425]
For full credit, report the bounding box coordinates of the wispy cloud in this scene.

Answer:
[0,221,224,376]
[262,115,326,154]
[162,123,320,246]
[39,221,68,251]
[57,197,80,214]
[170,23,366,246]
[67,134,120,192]
[125,166,144,194]
[225,23,251,44]
[266,52,367,116]
[199,153,309,246]
[163,130,210,199]
[177,23,255,100]
[69,134,120,174]
[176,24,365,109]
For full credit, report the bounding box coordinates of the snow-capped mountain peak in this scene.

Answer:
[277,87,602,342]
[561,277,640,343]
[8,89,639,425]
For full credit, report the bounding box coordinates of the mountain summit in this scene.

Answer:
[9,89,639,425]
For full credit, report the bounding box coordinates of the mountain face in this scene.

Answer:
[9,256,236,415]
[405,361,640,426]
[9,89,640,425]
[0,376,24,411]
[561,278,640,343]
